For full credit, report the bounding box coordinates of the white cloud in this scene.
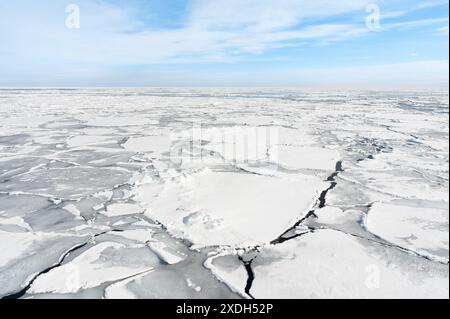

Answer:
[434,25,449,36]
[138,60,449,88]
[415,0,449,10]
[383,17,449,30]
[188,0,370,32]
[0,0,448,87]
[0,0,374,66]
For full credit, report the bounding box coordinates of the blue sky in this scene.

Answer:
[0,0,448,87]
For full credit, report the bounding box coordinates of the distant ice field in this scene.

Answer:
[0,88,448,299]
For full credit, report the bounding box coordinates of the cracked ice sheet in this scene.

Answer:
[137,169,328,247]
[29,241,162,294]
[103,203,145,217]
[122,135,172,157]
[0,231,90,297]
[0,89,448,299]
[0,167,133,200]
[269,145,340,170]
[340,169,448,202]
[84,116,158,127]
[66,135,119,148]
[208,230,449,299]
[366,202,449,262]
[103,250,240,299]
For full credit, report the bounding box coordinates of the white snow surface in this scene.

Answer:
[208,230,449,299]
[137,169,326,247]
[0,88,448,299]
[366,202,449,262]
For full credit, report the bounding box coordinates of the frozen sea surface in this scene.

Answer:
[0,88,448,299]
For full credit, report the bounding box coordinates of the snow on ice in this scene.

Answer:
[0,88,448,299]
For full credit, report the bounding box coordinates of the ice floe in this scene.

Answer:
[137,169,327,247]
[29,241,161,294]
[366,201,449,262]
[208,230,449,298]
[0,88,447,299]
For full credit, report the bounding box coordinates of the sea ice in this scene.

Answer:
[366,201,449,262]
[208,230,449,299]
[138,169,327,247]
[0,88,447,299]
[29,241,161,294]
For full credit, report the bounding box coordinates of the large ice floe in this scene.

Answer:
[0,88,448,299]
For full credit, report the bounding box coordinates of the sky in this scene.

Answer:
[0,0,448,87]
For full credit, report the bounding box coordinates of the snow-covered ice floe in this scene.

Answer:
[136,169,327,247]
[207,230,449,299]
[0,88,448,299]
